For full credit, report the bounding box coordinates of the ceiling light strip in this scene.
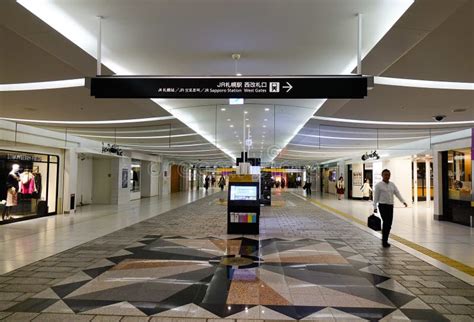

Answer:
[66,127,187,134]
[121,148,218,153]
[297,133,430,141]
[312,116,474,126]
[76,133,198,139]
[0,116,176,125]
[374,76,474,90]
[0,78,86,91]
[120,143,211,148]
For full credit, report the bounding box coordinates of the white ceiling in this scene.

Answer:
[0,0,472,164]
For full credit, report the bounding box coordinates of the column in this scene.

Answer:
[63,148,78,214]
[413,159,418,204]
[433,152,443,220]
[426,159,431,207]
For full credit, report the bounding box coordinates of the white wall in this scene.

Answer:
[76,157,93,206]
[141,161,160,198]
[150,162,159,196]
[160,159,171,196]
[92,158,113,204]
[382,158,413,207]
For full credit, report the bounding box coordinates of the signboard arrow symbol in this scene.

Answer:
[283,82,293,92]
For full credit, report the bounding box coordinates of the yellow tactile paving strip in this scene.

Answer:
[306,197,474,277]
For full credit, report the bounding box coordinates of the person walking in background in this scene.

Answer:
[336,176,345,200]
[281,178,286,189]
[303,180,312,196]
[373,169,408,248]
[361,178,373,201]
[204,175,210,191]
[218,176,226,191]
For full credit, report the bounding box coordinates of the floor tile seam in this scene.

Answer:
[296,192,474,279]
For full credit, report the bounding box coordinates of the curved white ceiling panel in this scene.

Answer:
[17,0,414,162]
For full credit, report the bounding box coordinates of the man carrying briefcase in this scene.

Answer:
[373,169,408,248]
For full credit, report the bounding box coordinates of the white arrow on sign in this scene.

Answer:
[282,82,293,93]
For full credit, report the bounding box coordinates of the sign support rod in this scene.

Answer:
[97,16,103,76]
[243,110,246,163]
[357,13,362,75]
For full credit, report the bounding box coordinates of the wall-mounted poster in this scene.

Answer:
[122,168,128,188]
[352,163,364,198]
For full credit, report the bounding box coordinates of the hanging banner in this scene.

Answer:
[88,75,372,99]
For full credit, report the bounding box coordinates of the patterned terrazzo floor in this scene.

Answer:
[0,191,473,321]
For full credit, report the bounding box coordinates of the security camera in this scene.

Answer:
[433,115,446,122]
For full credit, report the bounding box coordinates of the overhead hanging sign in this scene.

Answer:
[87,75,372,99]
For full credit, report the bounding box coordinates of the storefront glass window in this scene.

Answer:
[0,150,59,223]
[447,149,472,202]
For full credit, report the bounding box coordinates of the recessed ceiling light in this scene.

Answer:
[230,124,234,128]
[246,118,249,121]
[263,125,266,128]
[0,78,86,91]
[236,73,242,77]
[244,111,248,114]
[221,108,226,111]
[265,108,270,111]
[262,135,265,138]
[247,124,250,127]
[229,98,244,105]
[227,118,231,121]
[264,119,268,121]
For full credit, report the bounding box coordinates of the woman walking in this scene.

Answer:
[361,178,373,201]
[336,176,345,200]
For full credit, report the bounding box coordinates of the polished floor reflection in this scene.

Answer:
[6,236,449,320]
[0,189,218,274]
[1,191,473,321]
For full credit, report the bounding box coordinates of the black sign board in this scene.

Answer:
[88,75,372,99]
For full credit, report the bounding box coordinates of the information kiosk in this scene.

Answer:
[227,175,260,234]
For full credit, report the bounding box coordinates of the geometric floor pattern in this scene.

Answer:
[6,235,449,321]
[1,191,474,321]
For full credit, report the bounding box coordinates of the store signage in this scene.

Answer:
[0,153,42,162]
[102,143,123,156]
[88,75,372,99]
[361,150,380,161]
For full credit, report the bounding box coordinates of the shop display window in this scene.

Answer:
[0,150,59,223]
[447,149,472,202]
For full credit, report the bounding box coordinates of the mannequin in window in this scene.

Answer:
[2,164,20,220]
[20,169,36,195]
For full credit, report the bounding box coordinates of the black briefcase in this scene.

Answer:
[368,214,381,231]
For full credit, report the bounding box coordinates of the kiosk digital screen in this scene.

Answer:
[230,185,257,201]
